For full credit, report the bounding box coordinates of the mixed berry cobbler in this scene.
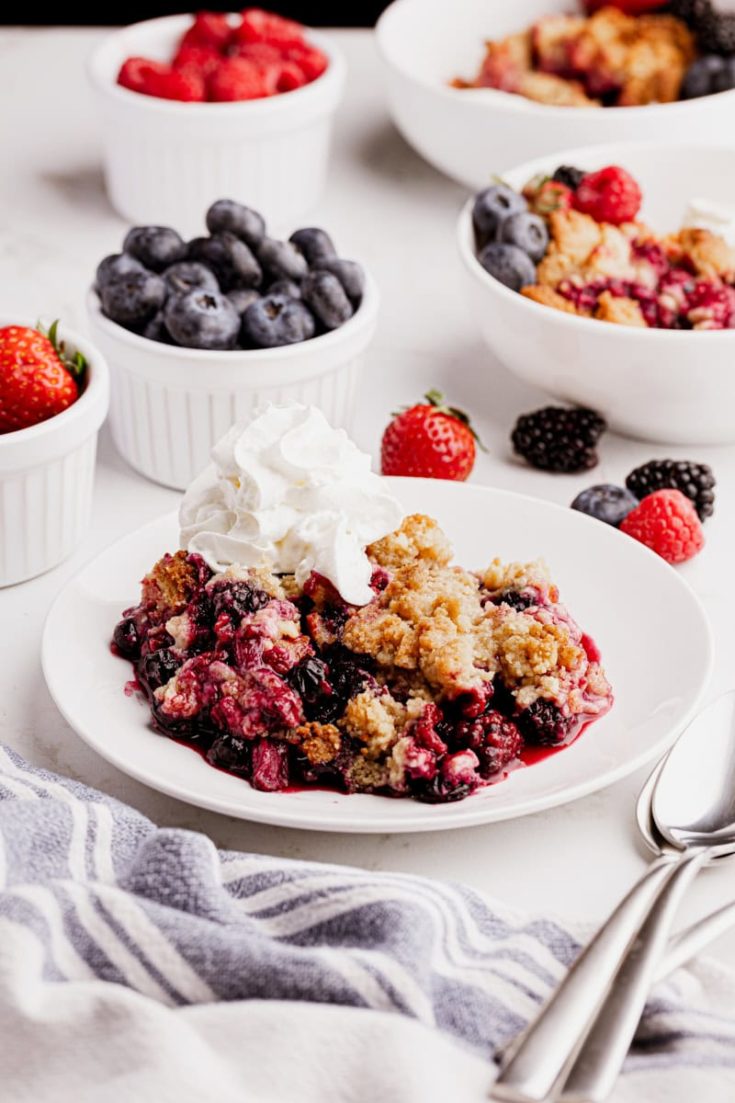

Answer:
[113,515,612,803]
[454,6,696,107]
[474,165,735,330]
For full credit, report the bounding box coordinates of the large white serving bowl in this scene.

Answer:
[88,15,345,234]
[458,142,735,445]
[42,478,712,834]
[0,320,109,587]
[376,0,735,189]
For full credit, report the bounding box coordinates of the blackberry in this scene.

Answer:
[207,733,251,775]
[552,165,585,190]
[210,580,270,621]
[139,648,182,691]
[412,775,474,804]
[668,0,712,27]
[454,710,523,778]
[625,459,715,520]
[517,699,572,747]
[288,657,337,720]
[492,590,537,612]
[511,406,607,474]
[697,11,735,56]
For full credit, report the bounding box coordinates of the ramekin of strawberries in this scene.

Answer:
[0,320,109,586]
[88,10,345,233]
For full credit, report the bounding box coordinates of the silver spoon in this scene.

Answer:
[492,691,735,1103]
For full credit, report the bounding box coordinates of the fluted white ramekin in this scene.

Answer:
[0,320,109,587]
[86,274,379,490]
[87,15,346,235]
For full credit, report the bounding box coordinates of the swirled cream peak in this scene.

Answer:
[179,404,404,606]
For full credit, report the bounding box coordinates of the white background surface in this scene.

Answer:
[2,28,735,963]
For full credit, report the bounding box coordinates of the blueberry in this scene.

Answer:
[95,252,145,290]
[123,226,187,271]
[500,212,549,263]
[713,57,735,94]
[477,243,536,292]
[472,184,528,249]
[257,238,309,283]
[302,270,353,330]
[241,294,316,348]
[267,278,302,299]
[99,269,167,328]
[317,257,364,306]
[164,288,241,350]
[163,261,219,296]
[113,617,140,659]
[289,227,337,266]
[207,733,251,775]
[571,484,638,527]
[205,199,265,250]
[680,55,726,99]
[141,311,172,344]
[188,233,261,291]
[227,288,261,315]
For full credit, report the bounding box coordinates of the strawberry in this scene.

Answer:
[0,322,85,434]
[235,8,305,48]
[523,177,574,217]
[179,11,234,51]
[208,55,277,100]
[620,489,704,564]
[380,390,482,481]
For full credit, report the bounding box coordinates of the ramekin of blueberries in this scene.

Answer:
[87,197,378,490]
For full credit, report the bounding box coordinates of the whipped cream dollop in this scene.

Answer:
[683,198,735,248]
[179,404,404,606]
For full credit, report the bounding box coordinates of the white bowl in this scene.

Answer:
[376,0,735,189]
[86,274,379,490]
[0,320,109,587]
[457,142,735,445]
[88,15,346,234]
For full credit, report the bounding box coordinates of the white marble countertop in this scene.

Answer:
[2,27,735,966]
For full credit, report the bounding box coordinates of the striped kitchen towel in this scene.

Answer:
[0,742,733,1103]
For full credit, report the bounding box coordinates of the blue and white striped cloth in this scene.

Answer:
[0,742,733,1103]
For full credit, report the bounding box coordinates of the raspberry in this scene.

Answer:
[685,282,735,330]
[626,459,715,520]
[511,405,607,474]
[283,42,329,82]
[172,44,222,78]
[179,12,234,51]
[128,61,206,102]
[208,56,276,101]
[620,489,705,564]
[574,166,642,225]
[118,57,167,94]
[236,8,305,48]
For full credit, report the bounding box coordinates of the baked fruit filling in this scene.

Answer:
[113,515,612,803]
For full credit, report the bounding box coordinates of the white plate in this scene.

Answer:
[42,479,713,833]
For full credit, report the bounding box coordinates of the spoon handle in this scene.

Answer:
[490,853,683,1103]
[559,847,708,1103]
[658,899,735,980]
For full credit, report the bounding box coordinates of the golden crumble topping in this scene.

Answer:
[143,551,200,614]
[480,559,552,597]
[493,609,585,696]
[217,564,286,600]
[367,514,452,571]
[341,689,425,758]
[595,291,646,327]
[665,228,735,281]
[518,71,598,108]
[522,285,580,314]
[296,722,341,765]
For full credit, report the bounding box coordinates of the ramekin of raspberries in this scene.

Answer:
[86,198,378,491]
[88,12,345,231]
[117,9,329,103]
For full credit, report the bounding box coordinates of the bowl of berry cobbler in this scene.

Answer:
[88,11,345,232]
[458,142,735,445]
[87,199,378,490]
[377,0,735,189]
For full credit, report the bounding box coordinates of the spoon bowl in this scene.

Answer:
[652,691,735,852]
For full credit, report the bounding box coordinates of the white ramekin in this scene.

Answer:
[88,15,346,235]
[377,0,735,189]
[457,143,735,445]
[0,320,109,587]
[86,274,379,490]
